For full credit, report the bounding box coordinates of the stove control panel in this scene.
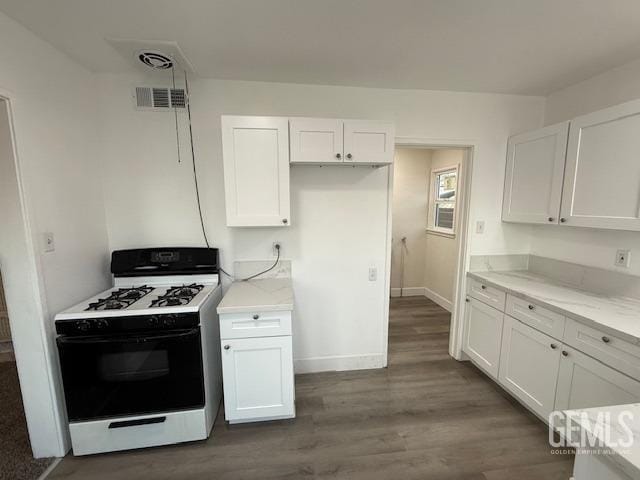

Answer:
[56,312,199,336]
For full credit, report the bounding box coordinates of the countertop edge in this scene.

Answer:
[467,271,640,345]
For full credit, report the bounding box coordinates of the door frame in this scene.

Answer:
[383,137,476,362]
[0,89,68,457]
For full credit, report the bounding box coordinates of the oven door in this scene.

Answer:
[57,327,204,422]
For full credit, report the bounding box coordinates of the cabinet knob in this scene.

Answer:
[253,314,259,320]
[528,304,535,310]
[602,336,611,343]
[465,298,470,303]
[223,345,230,350]
[560,218,567,223]
[335,153,342,159]
[550,344,557,349]
[346,153,353,159]
[282,219,288,224]
[562,350,569,357]
[548,217,554,222]
[480,285,486,290]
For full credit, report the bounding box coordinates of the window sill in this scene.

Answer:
[426,229,456,239]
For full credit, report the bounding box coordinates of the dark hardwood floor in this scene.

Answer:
[48,296,573,479]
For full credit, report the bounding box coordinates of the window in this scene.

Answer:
[428,166,458,236]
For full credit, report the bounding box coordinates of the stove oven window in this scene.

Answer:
[57,327,204,421]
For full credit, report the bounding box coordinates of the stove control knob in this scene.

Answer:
[95,319,108,329]
[76,320,90,332]
[163,316,176,327]
[147,316,160,326]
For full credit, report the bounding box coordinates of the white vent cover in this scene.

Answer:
[134,87,186,110]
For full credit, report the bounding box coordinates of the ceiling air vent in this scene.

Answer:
[134,87,186,110]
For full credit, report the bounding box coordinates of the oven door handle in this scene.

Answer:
[57,328,200,345]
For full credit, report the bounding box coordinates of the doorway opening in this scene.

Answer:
[387,144,472,362]
[0,97,54,478]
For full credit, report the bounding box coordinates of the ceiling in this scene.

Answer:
[2,0,640,95]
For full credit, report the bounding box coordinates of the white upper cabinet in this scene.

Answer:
[343,120,395,165]
[289,118,344,164]
[221,116,291,227]
[560,100,640,231]
[502,122,569,224]
[290,118,394,165]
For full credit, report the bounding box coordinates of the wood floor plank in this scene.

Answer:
[48,296,573,479]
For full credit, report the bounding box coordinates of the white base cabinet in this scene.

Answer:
[463,297,504,379]
[219,310,295,424]
[554,345,640,411]
[498,315,561,419]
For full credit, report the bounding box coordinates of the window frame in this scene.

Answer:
[427,165,459,237]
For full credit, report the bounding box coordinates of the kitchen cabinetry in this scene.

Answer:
[560,99,640,231]
[502,122,568,224]
[221,116,291,227]
[502,98,640,231]
[498,315,561,418]
[220,334,295,423]
[289,118,344,164]
[289,118,394,165]
[463,297,504,379]
[464,273,640,424]
[554,345,640,411]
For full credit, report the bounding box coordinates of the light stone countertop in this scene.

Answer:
[217,278,294,314]
[467,270,640,344]
[564,403,640,478]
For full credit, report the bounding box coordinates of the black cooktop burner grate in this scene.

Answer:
[149,283,204,308]
[85,286,154,311]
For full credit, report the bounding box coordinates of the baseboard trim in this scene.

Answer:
[423,287,453,312]
[294,354,385,374]
[390,287,425,297]
[38,458,61,480]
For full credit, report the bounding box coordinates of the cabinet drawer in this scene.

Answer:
[220,311,292,339]
[563,318,640,381]
[506,295,565,339]
[467,277,506,311]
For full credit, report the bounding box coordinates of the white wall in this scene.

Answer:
[424,149,465,306]
[537,58,640,276]
[391,148,430,291]
[0,12,110,457]
[97,73,544,371]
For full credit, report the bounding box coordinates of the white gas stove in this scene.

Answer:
[54,247,223,456]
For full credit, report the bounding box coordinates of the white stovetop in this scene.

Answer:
[55,274,220,320]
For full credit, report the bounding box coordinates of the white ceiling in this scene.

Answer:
[2,0,640,95]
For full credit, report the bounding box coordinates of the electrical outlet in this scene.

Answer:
[476,221,485,234]
[272,242,281,256]
[615,249,631,268]
[368,267,377,281]
[43,232,55,253]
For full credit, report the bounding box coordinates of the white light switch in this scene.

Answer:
[476,221,485,234]
[43,232,55,253]
[368,267,377,281]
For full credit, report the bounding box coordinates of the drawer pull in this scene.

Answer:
[602,336,611,343]
[480,285,487,290]
[562,350,569,357]
[550,344,557,349]
[253,314,259,320]
[528,304,535,310]
[224,345,230,350]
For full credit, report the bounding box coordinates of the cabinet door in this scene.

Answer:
[555,345,640,411]
[289,118,343,164]
[502,122,568,224]
[221,116,290,227]
[463,297,504,379]
[221,336,295,423]
[343,120,394,165]
[499,315,561,419]
[560,99,640,231]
